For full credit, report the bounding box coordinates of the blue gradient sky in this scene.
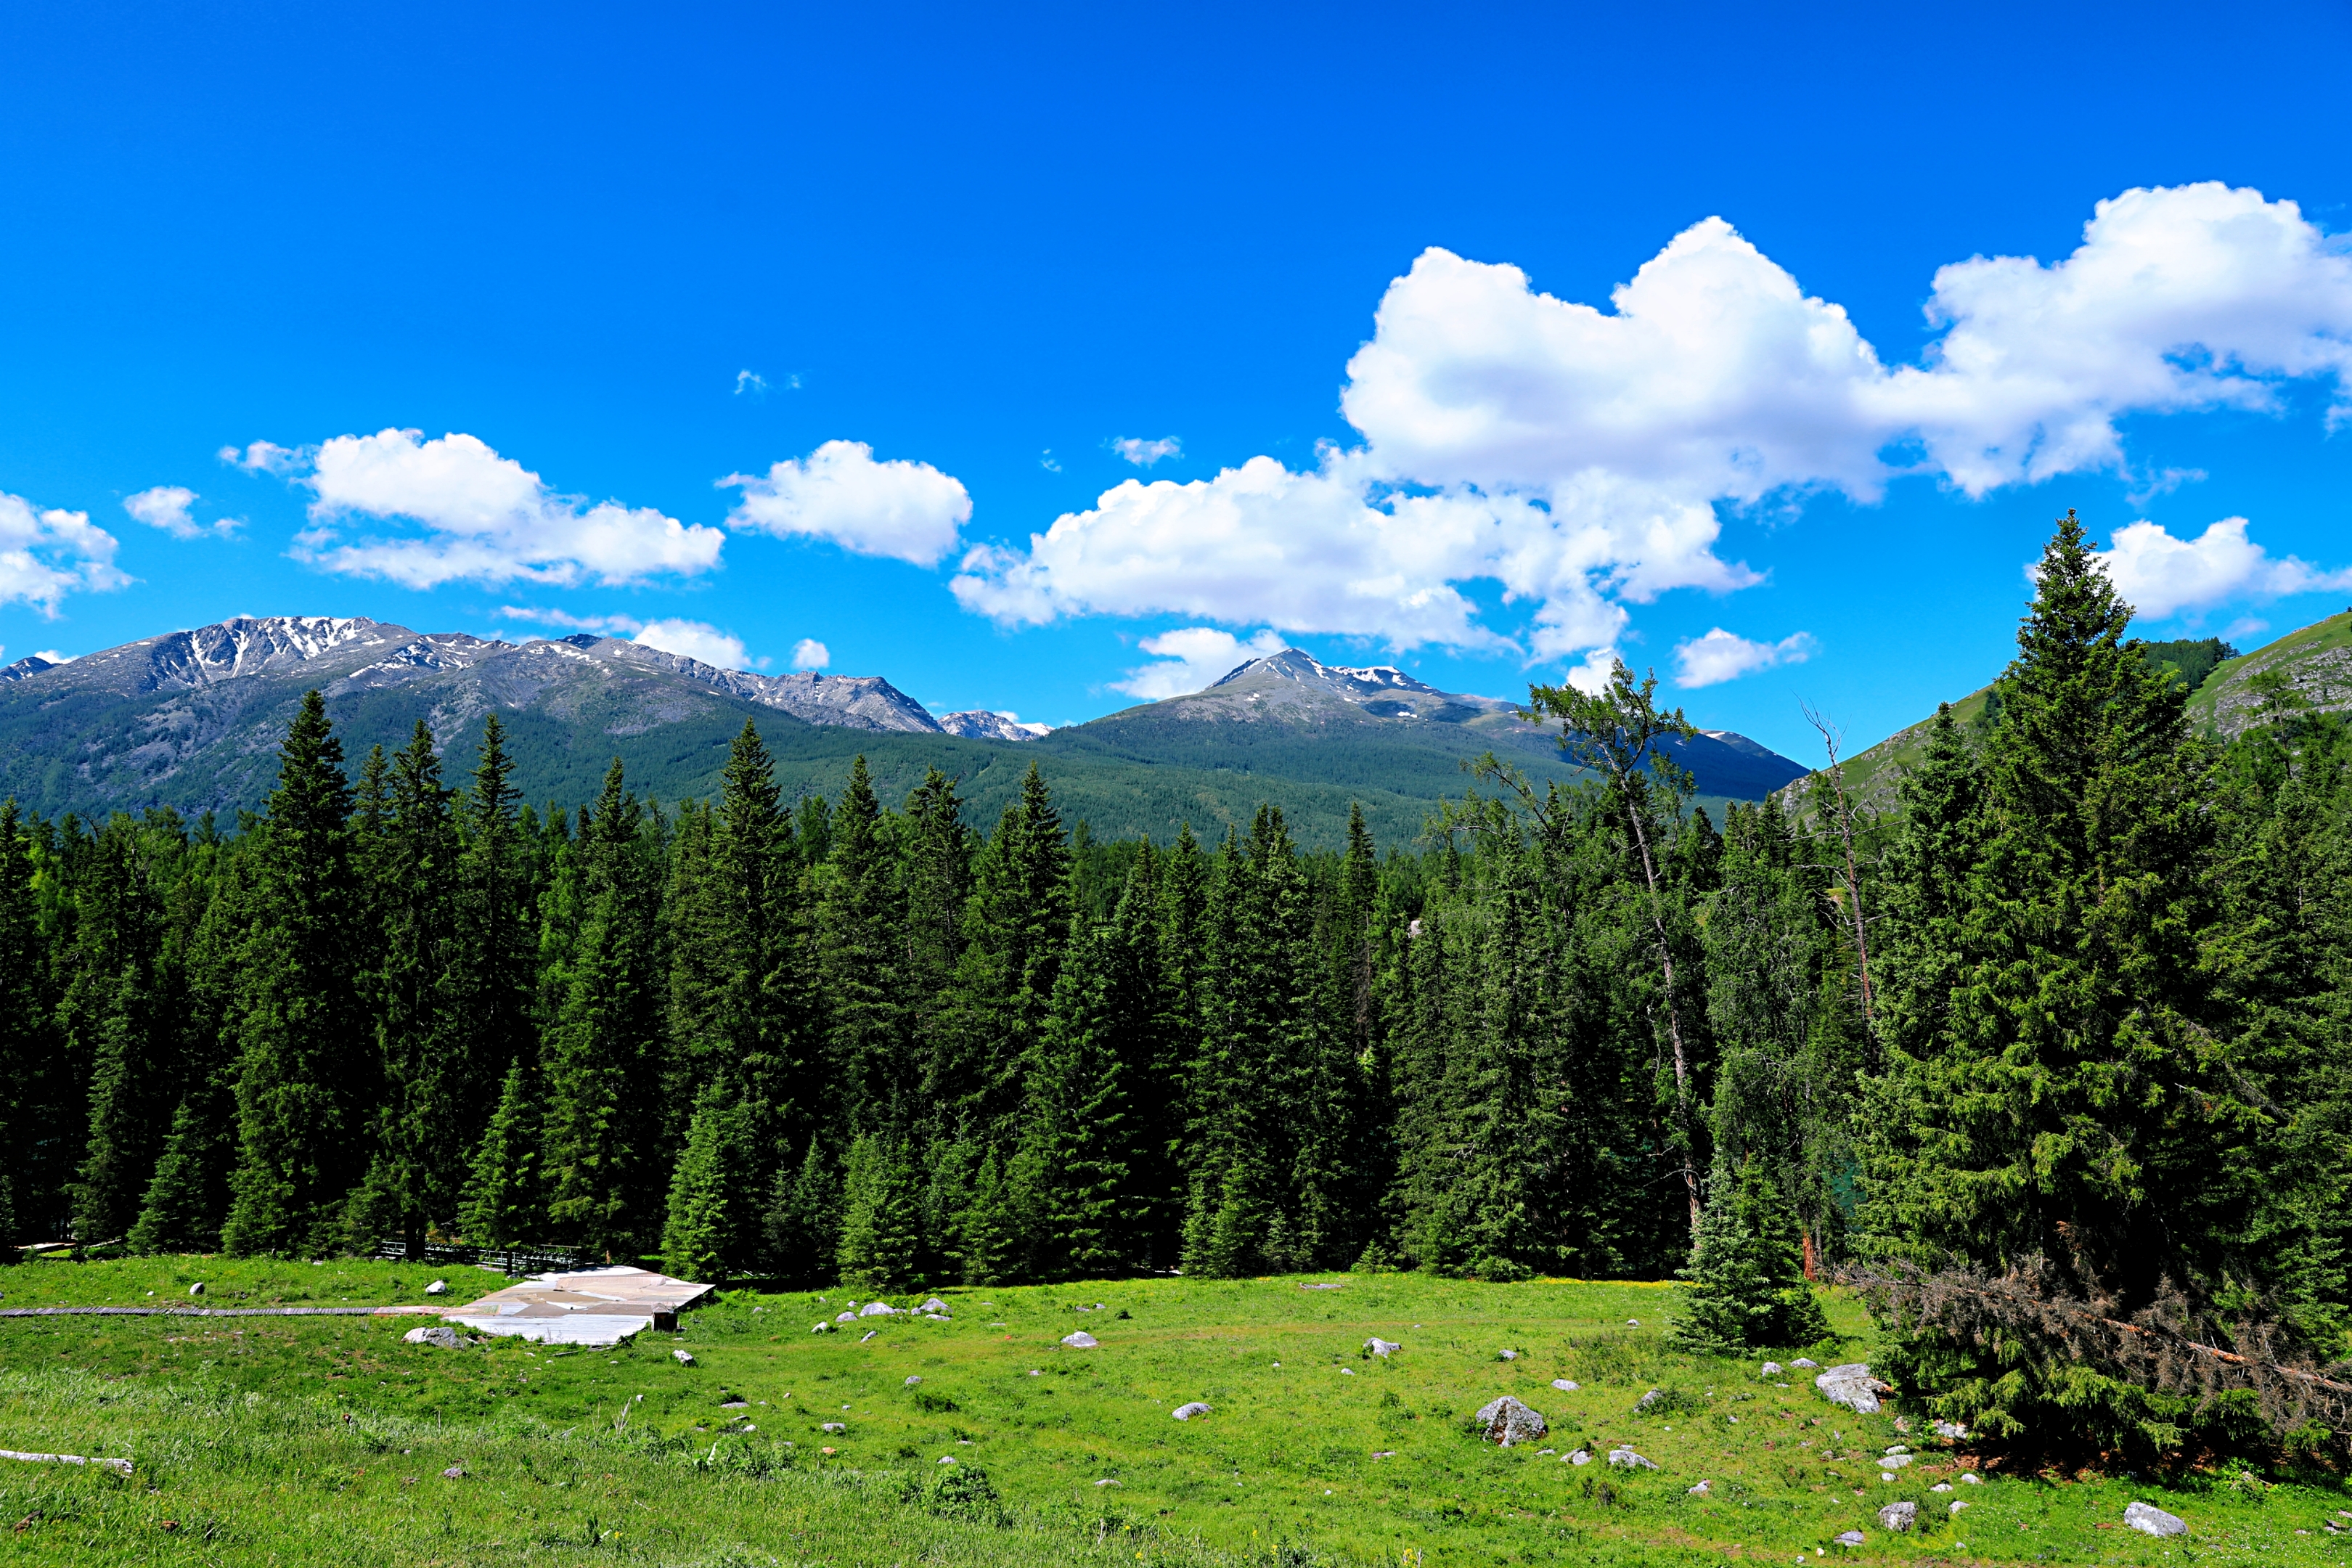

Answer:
[3,1,2348,759]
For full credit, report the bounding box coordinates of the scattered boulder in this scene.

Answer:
[1567,1449,1591,1466]
[1551,1379,1580,1392]
[859,1330,877,1343]
[402,1326,470,1349]
[1760,1361,1782,1376]
[1474,1396,1548,1447]
[1498,1349,1519,1361]
[920,1298,950,1314]
[424,1280,449,1297]
[905,1376,923,1386]
[1790,1357,1818,1369]
[1300,1281,1344,1291]
[1172,1402,1212,1421]
[1877,1501,1917,1532]
[836,1311,857,1324]
[1879,1453,1914,1469]
[1606,1445,1658,1470]
[1959,1473,1984,1485]
[1093,1476,1120,1485]
[1931,1483,1953,1494]
[1061,1331,1099,1349]
[858,1302,897,1318]
[1932,1420,1969,1439]
[1365,1337,1400,1357]
[1625,1319,1640,1327]
[812,1321,833,1334]
[1833,1529,1866,1547]
[1636,1388,1667,1413]
[1688,1480,1710,1495]
[187,1282,204,1297]
[441,1465,465,1480]
[2125,1501,2188,1538]
[1816,1364,1892,1415]
[673,1349,695,1365]
[822,1422,846,1433]
[1950,1500,1970,1516]
[719,1399,748,1409]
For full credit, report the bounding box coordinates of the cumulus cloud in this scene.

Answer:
[735,369,767,396]
[1110,626,1289,701]
[957,183,2352,669]
[1673,627,1820,688]
[2095,515,2352,620]
[0,492,131,614]
[495,604,645,636]
[630,618,754,671]
[1111,436,1182,467]
[124,485,237,539]
[720,440,972,566]
[219,440,309,475]
[791,637,830,670]
[263,429,723,589]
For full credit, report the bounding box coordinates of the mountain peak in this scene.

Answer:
[1209,647,1462,706]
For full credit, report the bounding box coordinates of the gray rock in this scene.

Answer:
[905,1376,923,1386]
[1878,1453,1914,1469]
[1877,1501,1917,1532]
[1949,1499,1970,1516]
[1636,1387,1666,1412]
[187,1282,204,1297]
[822,1421,846,1433]
[1833,1529,1866,1547]
[1474,1396,1548,1447]
[1365,1337,1401,1357]
[1791,1357,1818,1368]
[1551,1379,1580,1392]
[859,1329,877,1342]
[836,1310,857,1324]
[812,1321,833,1334]
[402,1325,470,1349]
[1932,1420,1969,1439]
[2125,1500,2187,1538]
[1606,1445,1659,1470]
[919,1298,950,1314]
[1061,1331,1099,1349]
[1760,1361,1783,1376]
[1816,1363,1891,1414]
[1959,1472,1983,1484]
[672,1349,695,1365]
[1687,1480,1710,1495]
[857,1301,897,1318]
[1498,1349,1519,1360]
[1172,1402,1212,1421]
[424,1279,449,1297]
[441,1465,465,1479]
[1567,1449,1591,1466]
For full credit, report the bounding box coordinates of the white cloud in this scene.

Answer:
[495,604,644,635]
[1673,627,1820,687]
[720,440,972,567]
[267,429,723,589]
[219,440,309,475]
[1040,451,1062,473]
[32,650,73,663]
[0,492,131,614]
[124,485,237,539]
[2094,515,2352,620]
[1109,626,1289,701]
[1564,647,1622,695]
[1111,436,1183,467]
[957,183,2352,668]
[791,637,830,670]
[735,369,767,396]
[631,618,753,671]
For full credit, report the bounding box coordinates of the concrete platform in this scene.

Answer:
[440,1265,713,1345]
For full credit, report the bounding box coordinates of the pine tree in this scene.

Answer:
[541,758,665,1261]
[661,1082,757,1279]
[458,1055,544,1249]
[452,712,535,1157]
[68,812,181,1244]
[1863,511,2318,1451]
[364,722,465,1257]
[0,800,42,1253]
[819,756,907,1132]
[945,763,1071,1143]
[128,841,249,1254]
[1028,908,1147,1278]
[222,691,368,1257]
[836,1132,924,1290]
[1667,1151,1830,1352]
[761,1138,841,1285]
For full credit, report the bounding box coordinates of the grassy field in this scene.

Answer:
[2,1257,2348,1566]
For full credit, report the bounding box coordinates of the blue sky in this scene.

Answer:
[4,0,2350,761]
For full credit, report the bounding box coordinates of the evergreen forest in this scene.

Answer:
[6,515,2349,1459]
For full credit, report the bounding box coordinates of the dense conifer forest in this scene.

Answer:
[5,515,2348,1456]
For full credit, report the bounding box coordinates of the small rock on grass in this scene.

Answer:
[402,1326,470,1349]
[1790,1357,1818,1368]
[1833,1530,1866,1547]
[859,1330,877,1342]
[1365,1337,1400,1357]
[673,1349,695,1365]
[1688,1481,1710,1495]
[187,1282,205,1297]
[905,1375,922,1386]
[1949,1500,1969,1516]
[441,1466,465,1480]
[1876,1501,1917,1532]
[1566,1450,1591,1466]
[1172,1402,1212,1421]
[822,1422,846,1433]
[1474,1397,1548,1447]
[1760,1361,1782,1376]
[1061,1331,1098,1349]
[424,1280,449,1296]
[2126,1501,2188,1538]
[1606,1446,1658,1471]
[1815,1364,1891,1415]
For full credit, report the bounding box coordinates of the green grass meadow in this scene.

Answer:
[2,1258,2348,1566]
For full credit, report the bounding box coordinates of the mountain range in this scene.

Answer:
[0,617,1806,846]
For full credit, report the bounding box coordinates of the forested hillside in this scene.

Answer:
[4,514,2348,1461]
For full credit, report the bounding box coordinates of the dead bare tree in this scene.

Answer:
[1800,702,1876,1038]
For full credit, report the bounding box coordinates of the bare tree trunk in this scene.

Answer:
[1617,775,1701,1230]
[1802,706,1876,1036]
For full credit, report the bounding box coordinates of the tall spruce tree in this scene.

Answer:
[0,801,41,1251]
[67,812,181,1244]
[458,1055,544,1248]
[819,756,906,1134]
[221,692,368,1257]
[452,713,535,1150]
[1863,512,2324,1450]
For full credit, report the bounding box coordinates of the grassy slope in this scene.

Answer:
[4,1259,2342,1567]
[2186,611,2352,738]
